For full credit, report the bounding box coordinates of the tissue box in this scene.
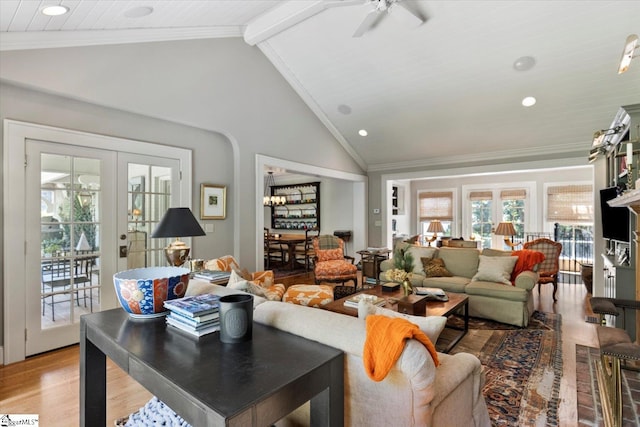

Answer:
[397,295,428,316]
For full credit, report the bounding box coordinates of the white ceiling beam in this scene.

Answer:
[243,0,362,46]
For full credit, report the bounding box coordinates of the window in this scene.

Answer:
[465,185,531,250]
[419,191,453,239]
[470,191,493,248]
[546,184,594,273]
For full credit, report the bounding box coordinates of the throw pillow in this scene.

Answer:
[316,248,343,262]
[471,255,518,286]
[357,300,447,344]
[510,249,546,283]
[421,257,452,277]
[226,269,245,287]
[406,246,437,274]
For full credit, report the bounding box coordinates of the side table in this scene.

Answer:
[357,249,391,286]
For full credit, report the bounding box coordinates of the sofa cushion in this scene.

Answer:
[471,255,518,286]
[465,280,529,302]
[421,257,452,277]
[357,301,447,344]
[406,246,437,274]
[422,276,470,293]
[436,247,480,278]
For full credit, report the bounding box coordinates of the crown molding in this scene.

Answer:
[0,27,243,51]
[366,141,588,173]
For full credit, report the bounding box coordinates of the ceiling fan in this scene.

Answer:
[352,0,424,37]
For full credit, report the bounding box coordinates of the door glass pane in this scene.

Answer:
[40,154,101,328]
[127,164,172,268]
[502,199,525,249]
[471,199,493,248]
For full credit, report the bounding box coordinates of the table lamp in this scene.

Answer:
[151,207,206,266]
[425,220,444,246]
[494,222,521,250]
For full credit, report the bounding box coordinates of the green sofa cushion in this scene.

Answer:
[465,281,528,302]
[436,247,479,279]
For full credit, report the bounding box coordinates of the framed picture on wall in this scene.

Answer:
[201,184,226,219]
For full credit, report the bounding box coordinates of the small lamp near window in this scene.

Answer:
[425,220,444,246]
[151,207,206,266]
[494,222,521,250]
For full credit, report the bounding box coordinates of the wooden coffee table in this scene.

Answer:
[323,286,469,353]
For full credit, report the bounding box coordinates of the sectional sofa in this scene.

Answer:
[184,279,491,427]
[379,243,540,327]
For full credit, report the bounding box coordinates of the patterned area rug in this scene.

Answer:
[575,344,640,426]
[448,312,563,427]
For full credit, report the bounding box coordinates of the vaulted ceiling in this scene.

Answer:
[1,0,639,171]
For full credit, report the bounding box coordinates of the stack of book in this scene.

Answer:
[193,269,231,285]
[163,294,221,337]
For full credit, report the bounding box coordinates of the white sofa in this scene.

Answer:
[186,280,491,427]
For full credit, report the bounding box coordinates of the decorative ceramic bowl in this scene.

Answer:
[113,267,190,318]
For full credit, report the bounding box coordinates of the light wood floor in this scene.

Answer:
[0,273,598,427]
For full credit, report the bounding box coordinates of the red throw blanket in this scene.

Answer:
[363,315,439,382]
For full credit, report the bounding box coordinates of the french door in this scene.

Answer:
[23,146,181,357]
[25,141,116,355]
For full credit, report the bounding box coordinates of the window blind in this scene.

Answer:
[469,191,492,201]
[547,184,593,222]
[419,191,453,221]
[500,189,526,200]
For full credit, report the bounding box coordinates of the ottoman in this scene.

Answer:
[282,284,334,308]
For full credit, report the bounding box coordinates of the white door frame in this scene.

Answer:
[254,154,368,269]
[3,119,192,364]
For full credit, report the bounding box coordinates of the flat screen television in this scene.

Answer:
[600,186,629,242]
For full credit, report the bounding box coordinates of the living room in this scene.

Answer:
[1,1,640,425]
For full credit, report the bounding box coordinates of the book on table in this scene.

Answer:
[343,294,387,309]
[166,316,220,337]
[193,269,231,284]
[163,293,220,317]
[166,310,219,327]
[414,287,449,301]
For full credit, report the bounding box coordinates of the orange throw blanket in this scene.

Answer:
[364,315,439,382]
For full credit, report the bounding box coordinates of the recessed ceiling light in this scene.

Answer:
[123,6,154,18]
[41,5,69,16]
[522,96,536,107]
[358,129,368,136]
[513,56,536,72]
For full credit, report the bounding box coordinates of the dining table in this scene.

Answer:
[268,234,308,271]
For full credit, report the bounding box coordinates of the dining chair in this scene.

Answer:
[294,227,319,271]
[264,228,285,269]
[522,238,563,301]
[312,235,358,289]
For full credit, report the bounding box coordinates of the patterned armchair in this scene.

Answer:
[523,238,563,301]
[312,235,358,289]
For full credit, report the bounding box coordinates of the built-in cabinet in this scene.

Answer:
[270,182,320,230]
[602,254,636,338]
[602,103,640,341]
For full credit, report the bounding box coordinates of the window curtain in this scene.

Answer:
[419,191,453,221]
[500,189,526,200]
[469,191,492,201]
[547,185,594,222]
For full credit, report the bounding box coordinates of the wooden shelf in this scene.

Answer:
[270,182,320,230]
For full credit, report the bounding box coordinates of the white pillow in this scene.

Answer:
[357,299,447,344]
[406,246,437,275]
[471,255,518,286]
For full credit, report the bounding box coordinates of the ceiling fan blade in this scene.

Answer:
[353,8,380,37]
[389,1,424,27]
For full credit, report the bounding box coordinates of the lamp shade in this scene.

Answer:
[427,220,444,234]
[494,222,516,236]
[151,208,205,238]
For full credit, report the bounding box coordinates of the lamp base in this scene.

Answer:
[503,238,522,250]
[164,240,191,267]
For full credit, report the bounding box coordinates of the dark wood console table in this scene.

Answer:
[80,309,344,426]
